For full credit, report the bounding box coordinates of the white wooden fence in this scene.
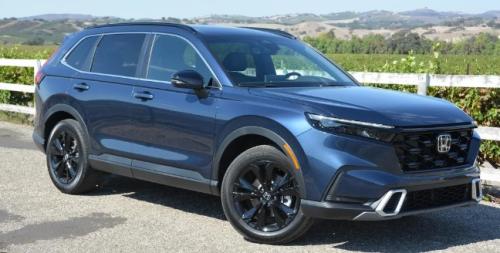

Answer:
[0,58,499,141]
[0,59,43,115]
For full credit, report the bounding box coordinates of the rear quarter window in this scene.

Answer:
[65,36,99,71]
[91,34,146,77]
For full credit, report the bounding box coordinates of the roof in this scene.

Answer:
[192,25,295,39]
[87,22,197,33]
[87,22,295,39]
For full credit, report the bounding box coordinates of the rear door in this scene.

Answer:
[127,33,220,180]
[67,33,148,162]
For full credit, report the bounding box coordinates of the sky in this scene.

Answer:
[0,0,498,19]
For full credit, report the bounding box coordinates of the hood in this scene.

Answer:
[250,86,473,127]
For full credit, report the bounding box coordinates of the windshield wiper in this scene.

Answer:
[319,81,356,87]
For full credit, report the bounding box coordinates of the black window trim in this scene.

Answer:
[61,31,222,90]
[88,35,103,71]
[64,35,101,72]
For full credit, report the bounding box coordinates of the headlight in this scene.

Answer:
[306,113,395,142]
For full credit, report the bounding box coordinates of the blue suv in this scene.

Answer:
[33,23,482,244]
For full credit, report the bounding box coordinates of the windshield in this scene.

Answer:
[205,34,356,87]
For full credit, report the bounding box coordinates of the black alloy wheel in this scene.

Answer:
[48,130,81,184]
[232,160,300,232]
[221,145,313,244]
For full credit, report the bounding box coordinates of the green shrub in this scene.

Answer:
[0,46,54,106]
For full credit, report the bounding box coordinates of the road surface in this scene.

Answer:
[1,121,500,252]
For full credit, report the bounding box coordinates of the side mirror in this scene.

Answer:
[171,70,204,90]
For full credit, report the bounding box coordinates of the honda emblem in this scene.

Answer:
[437,134,452,153]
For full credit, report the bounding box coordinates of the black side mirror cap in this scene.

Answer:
[171,70,204,90]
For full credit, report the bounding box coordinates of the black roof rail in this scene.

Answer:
[86,22,197,34]
[241,27,296,39]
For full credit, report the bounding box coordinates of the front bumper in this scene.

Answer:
[301,175,482,221]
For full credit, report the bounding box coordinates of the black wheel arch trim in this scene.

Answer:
[42,104,89,150]
[211,125,308,197]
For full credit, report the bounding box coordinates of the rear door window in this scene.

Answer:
[65,36,99,71]
[91,34,146,77]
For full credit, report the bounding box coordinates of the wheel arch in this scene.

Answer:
[211,121,308,197]
[43,104,88,150]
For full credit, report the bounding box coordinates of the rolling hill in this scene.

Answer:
[0,8,499,45]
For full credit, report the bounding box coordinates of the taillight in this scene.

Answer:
[35,47,60,86]
[35,70,46,86]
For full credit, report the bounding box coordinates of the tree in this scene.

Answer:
[23,37,45,46]
[388,31,425,54]
[303,30,498,55]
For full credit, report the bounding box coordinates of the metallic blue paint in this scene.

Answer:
[250,86,473,127]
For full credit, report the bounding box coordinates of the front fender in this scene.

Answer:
[211,116,311,198]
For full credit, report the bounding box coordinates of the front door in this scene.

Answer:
[127,34,220,180]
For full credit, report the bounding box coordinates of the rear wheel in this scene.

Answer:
[221,145,313,244]
[46,119,100,194]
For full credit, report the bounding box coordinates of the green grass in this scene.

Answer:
[0,111,33,125]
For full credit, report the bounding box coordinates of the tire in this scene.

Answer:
[221,145,313,244]
[45,119,100,194]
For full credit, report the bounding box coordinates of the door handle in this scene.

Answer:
[133,92,154,100]
[73,83,89,91]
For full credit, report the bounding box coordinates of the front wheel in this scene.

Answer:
[221,145,313,244]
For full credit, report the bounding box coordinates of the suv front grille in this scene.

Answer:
[402,184,471,212]
[393,128,472,172]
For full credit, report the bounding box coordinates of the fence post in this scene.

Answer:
[33,60,41,113]
[417,73,430,96]
[33,60,41,84]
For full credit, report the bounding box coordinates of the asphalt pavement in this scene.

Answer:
[1,121,500,253]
